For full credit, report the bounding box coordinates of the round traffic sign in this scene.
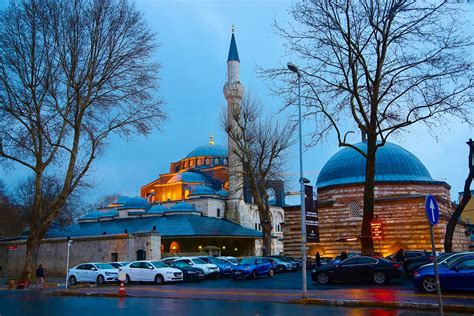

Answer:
[425,195,439,226]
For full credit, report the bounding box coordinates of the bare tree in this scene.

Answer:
[267,0,474,254]
[223,94,294,256]
[0,0,164,278]
[0,180,24,238]
[88,193,121,209]
[445,139,473,252]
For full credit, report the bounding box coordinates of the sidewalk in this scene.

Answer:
[47,284,474,313]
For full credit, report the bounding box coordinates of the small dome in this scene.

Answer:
[317,142,433,189]
[169,201,197,212]
[116,196,150,210]
[147,204,169,214]
[216,189,229,197]
[190,185,216,196]
[168,172,210,184]
[80,209,118,220]
[186,143,227,159]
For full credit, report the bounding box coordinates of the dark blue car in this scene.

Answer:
[196,256,233,276]
[414,254,474,292]
[231,257,274,280]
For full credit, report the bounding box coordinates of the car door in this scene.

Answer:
[336,257,360,282]
[255,258,264,275]
[140,262,155,281]
[89,264,99,281]
[445,258,474,290]
[74,264,87,282]
[353,257,378,281]
[128,262,143,281]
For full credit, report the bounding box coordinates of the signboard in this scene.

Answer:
[371,220,384,240]
[7,245,17,251]
[305,185,319,242]
[425,195,439,226]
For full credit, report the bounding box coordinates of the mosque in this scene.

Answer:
[0,31,286,276]
[283,141,470,258]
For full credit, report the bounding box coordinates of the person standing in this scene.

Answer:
[340,251,348,261]
[36,264,45,290]
[396,249,407,274]
[315,252,321,268]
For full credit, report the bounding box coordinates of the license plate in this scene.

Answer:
[234,271,241,275]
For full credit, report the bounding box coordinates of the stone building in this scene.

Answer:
[0,30,286,276]
[283,141,469,258]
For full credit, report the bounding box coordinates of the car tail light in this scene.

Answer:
[392,263,401,268]
[427,256,434,261]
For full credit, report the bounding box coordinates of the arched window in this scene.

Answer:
[205,158,211,165]
[136,249,146,260]
[184,160,189,168]
[223,158,228,165]
[197,158,202,166]
[348,201,362,218]
[214,158,219,165]
[169,241,181,254]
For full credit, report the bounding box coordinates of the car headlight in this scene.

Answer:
[105,272,115,276]
[165,271,173,274]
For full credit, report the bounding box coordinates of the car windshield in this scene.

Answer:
[95,263,115,270]
[209,257,226,264]
[191,258,207,265]
[223,258,239,264]
[436,253,452,263]
[445,254,468,266]
[240,258,256,265]
[198,257,212,263]
[174,261,188,268]
[151,261,168,268]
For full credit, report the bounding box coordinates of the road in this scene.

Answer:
[0,291,468,316]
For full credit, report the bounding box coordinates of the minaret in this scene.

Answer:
[223,27,246,224]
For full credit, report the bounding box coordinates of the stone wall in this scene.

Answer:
[283,182,470,258]
[0,232,161,277]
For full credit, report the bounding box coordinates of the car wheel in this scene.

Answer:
[68,275,77,286]
[268,269,274,278]
[251,270,257,280]
[124,275,131,284]
[96,275,105,285]
[422,276,437,293]
[317,272,329,285]
[155,274,164,285]
[373,272,386,285]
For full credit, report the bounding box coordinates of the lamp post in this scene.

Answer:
[65,238,73,289]
[287,62,307,298]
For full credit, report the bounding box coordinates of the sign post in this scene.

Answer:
[425,195,443,316]
[371,219,384,255]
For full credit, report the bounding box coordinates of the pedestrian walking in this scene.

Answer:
[396,249,407,275]
[315,252,321,268]
[340,251,348,261]
[36,264,45,290]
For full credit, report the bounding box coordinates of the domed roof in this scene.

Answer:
[169,201,197,212]
[147,204,169,214]
[216,189,229,197]
[116,196,150,210]
[168,172,210,184]
[316,142,434,189]
[186,143,227,158]
[189,185,216,196]
[80,209,118,220]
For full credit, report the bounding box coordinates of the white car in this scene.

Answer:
[121,260,183,284]
[173,257,220,276]
[68,262,118,285]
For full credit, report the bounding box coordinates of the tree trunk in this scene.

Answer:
[360,134,376,255]
[444,169,472,252]
[22,231,42,280]
[262,220,273,256]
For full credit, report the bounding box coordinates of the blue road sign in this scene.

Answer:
[425,195,439,226]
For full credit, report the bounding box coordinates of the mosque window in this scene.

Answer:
[214,158,219,165]
[184,160,188,168]
[267,188,276,205]
[217,208,221,217]
[197,158,202,166]
[255,223,258,230]
[136,249,146,260]
[205,158,211,165]
[348,201,362,218]
[223,158,228,165]
[172,193,177,200]
[190,160,195,167]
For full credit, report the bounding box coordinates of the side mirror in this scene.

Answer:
[91,267,97,271]
[451,265,459,272]
[149,266,154,270]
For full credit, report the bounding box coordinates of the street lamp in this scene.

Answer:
[287,61,307,298]
[65,237,73,290]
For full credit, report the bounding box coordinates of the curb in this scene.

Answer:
[290,298,474,313]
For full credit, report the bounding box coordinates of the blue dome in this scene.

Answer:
[316,142,433,189]
[168,201,197,212]
[147,204,169,214]
[190,185,216,195]
[116,196,150,210]
[216,189,229,197]
[168,172,210,184]
[186,143,227,158]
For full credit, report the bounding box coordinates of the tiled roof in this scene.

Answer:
[80,209,118,220]
[317,142,437,189]
[47,214,262,238]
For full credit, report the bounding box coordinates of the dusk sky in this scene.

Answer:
[1,0,473,205]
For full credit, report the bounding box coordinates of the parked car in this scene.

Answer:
[269,255,301,270]
[417,252,473,270]
[121,260,183,284]
[312,256,403,285]
[266,257,295,272]
[167,261,206,282]
[161,257,180,265]
[68,262,118,286]
[218,256,240,266]
[231,257,274,280]
[329,253,360,266]
[108,262,129,269]
[172,257,220,277]
[195,256,233,275]
[414,254,474,292]
[386,250,434,274]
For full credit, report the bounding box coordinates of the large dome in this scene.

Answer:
[186,143,227,158]
[168,172,210,184]
[316,142,434,189]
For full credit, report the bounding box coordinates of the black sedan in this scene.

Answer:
[168,261,205,282]
[311,256,403,285]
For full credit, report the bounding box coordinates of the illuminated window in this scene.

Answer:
[223,158,228,165]
[348,201,362,218]
[214,158,219,165]
[205,158,211,165]
[197,158,202,166]
[190,160,195,167]
[184,190,190,199]
[167,192,171,201]
[169,241,181,254]
[162,194,166,201]
[184,160,188,168]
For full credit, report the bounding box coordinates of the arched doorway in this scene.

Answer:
[169,241,181,254]
[136,249,146,260]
